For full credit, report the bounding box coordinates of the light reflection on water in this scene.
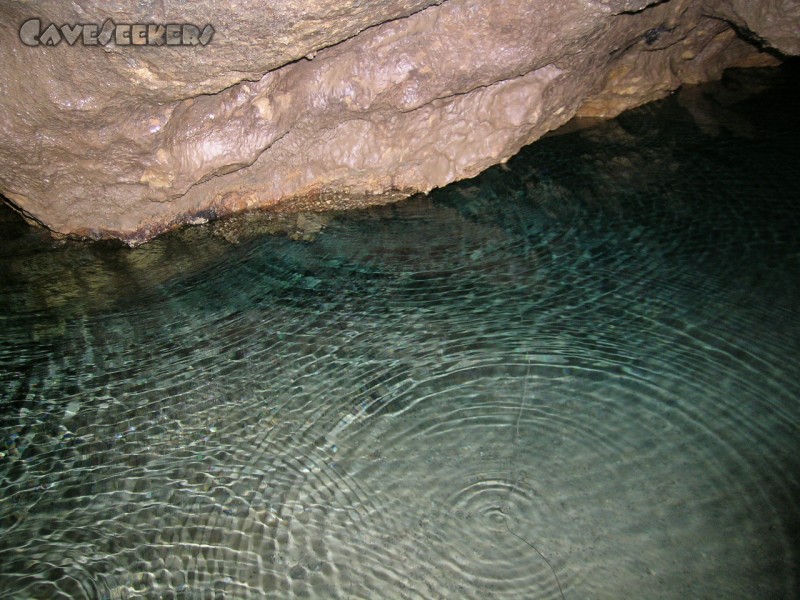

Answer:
[1,65,799,599]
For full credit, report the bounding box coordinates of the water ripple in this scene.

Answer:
[2,65,800,598]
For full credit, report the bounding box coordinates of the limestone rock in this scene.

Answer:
[0,0,794,244]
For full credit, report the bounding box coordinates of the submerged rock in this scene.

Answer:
[0,0,793,244]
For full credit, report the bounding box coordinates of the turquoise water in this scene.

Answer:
[1,64,799,599]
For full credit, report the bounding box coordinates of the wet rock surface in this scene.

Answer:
[0,0,794,244]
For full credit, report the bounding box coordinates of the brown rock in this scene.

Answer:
[0,0,794,244]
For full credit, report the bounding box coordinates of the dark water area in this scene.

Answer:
[1,62,799,599]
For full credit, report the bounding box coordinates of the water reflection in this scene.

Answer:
[1,65,799,599]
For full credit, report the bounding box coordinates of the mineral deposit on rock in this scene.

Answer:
[0,0,794,244]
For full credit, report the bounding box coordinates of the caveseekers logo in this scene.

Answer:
[19,18,214,47]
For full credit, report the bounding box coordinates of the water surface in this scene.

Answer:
[2,64,799,599]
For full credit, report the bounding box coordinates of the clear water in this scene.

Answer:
[2,65,799,599]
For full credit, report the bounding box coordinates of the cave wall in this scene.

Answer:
[0,0,795,244]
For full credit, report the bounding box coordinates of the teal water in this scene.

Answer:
[1,64,799,599]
